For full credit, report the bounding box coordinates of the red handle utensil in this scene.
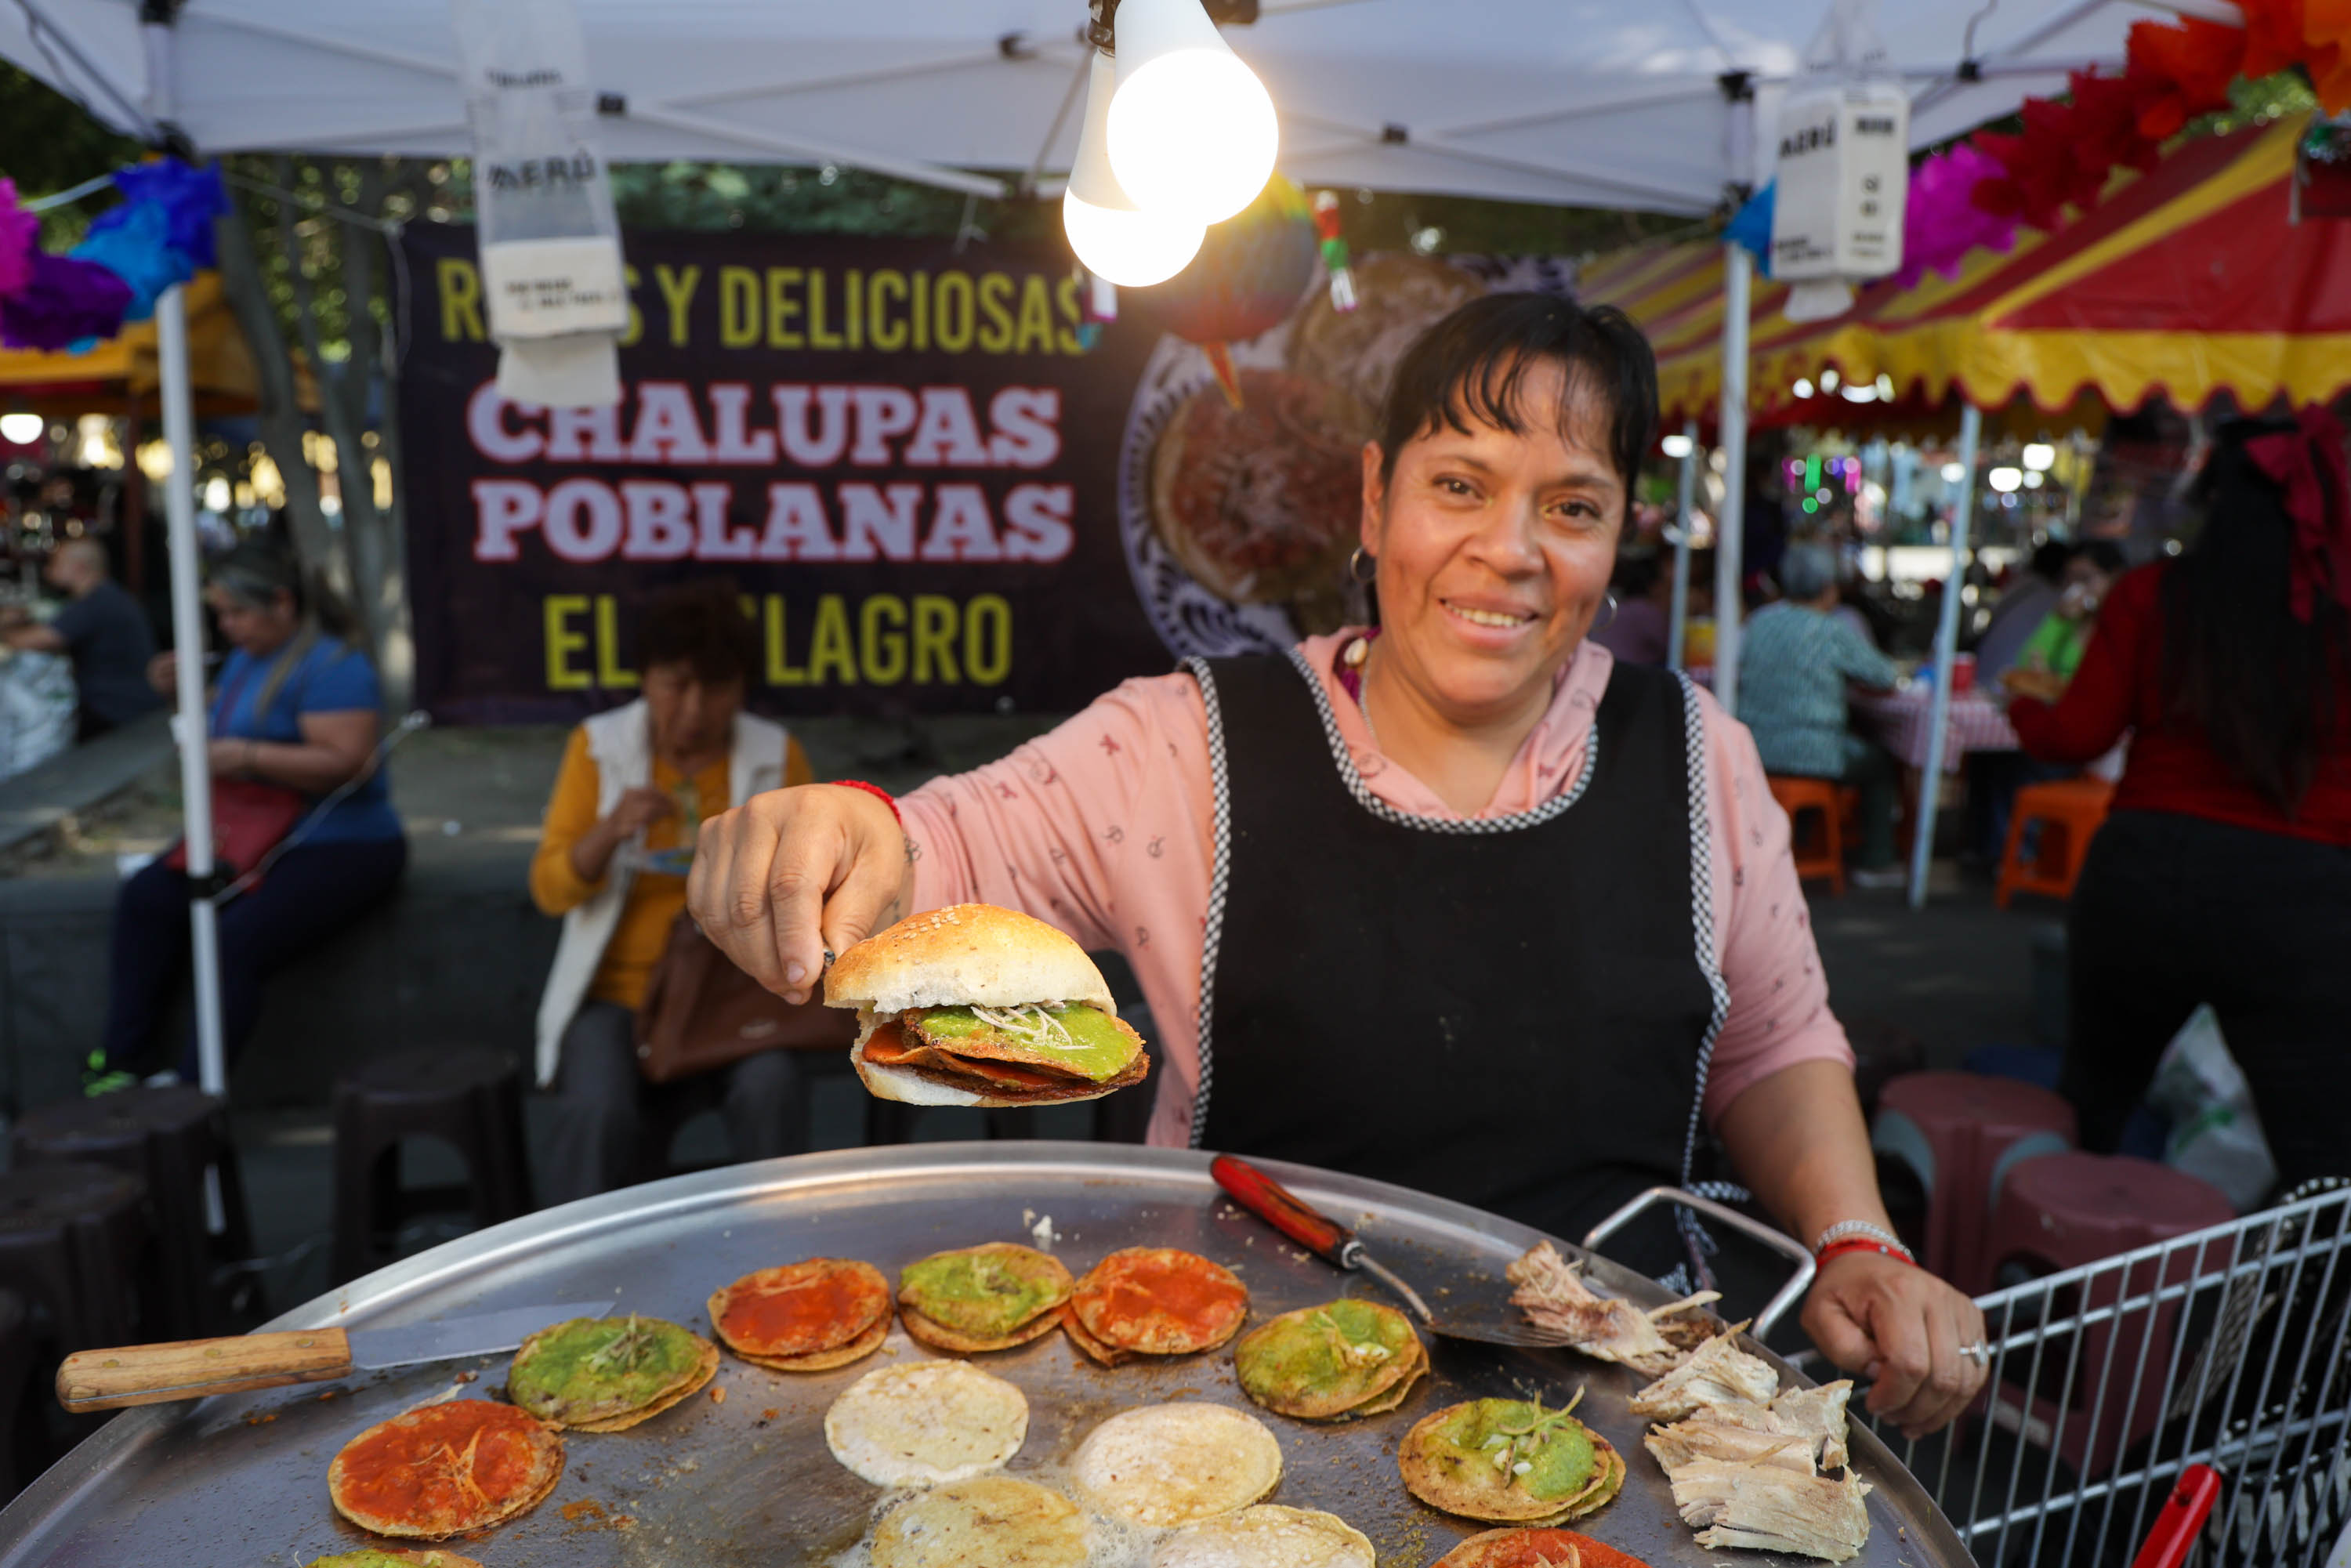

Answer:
[1212,1153,1356,1267]
[2130,1464,2219,1568]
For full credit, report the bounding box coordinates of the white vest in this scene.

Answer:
[532,700,791,1085]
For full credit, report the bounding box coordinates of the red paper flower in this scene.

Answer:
[2063,70,2161,192]
[2128,18,2247,138]
[2237,0,2315,77]
[2306,0,2351,111]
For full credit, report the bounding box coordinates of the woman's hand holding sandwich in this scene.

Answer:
[689,784,911,1005]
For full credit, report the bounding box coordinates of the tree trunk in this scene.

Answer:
[281,157,385,656]
[288,161,394,668]
[212,183,345,595]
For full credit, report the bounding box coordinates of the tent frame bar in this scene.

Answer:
[1668,419,1699,675]
[1907,403,1983,910]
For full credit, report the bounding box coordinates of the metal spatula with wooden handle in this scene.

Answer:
[56,1302,611,1413]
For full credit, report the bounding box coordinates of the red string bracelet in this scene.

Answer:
[1816,1236,1918,1269]
[831,779,900,826]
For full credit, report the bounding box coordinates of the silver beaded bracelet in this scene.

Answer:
[1813,1219,1908,1255]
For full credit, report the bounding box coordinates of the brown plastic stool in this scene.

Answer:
[1980,1152,2235,1478]
[332,1048,534,1283]
[0,1164,147,1355]
[1871,1070,2078,1291]
[0,1290,36,1501]
[13,1087,252,1338]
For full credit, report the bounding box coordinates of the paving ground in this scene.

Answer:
[2,715,2064,1322]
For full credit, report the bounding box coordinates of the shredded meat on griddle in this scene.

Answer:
[1627,1324,1780,1421]
[1506,1241,1720,1378]
[1669,1461,1872,1563]
[1642,1382,1854,1472]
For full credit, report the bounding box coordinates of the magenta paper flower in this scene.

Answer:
[1896,143,2020,288]
[0,179,38,298]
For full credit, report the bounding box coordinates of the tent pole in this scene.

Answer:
[1908,402,1981,911]
[1668,418,1697,673]
[1714,242,1751,715]
[156,284,226,1092]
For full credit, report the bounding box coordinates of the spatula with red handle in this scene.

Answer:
[1209,1153,1574,1347]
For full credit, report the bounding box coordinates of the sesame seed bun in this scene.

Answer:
[828,905,1117,1016]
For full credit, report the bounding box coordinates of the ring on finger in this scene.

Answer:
[1959,1339,1991,1366]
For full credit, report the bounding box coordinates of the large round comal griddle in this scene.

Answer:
[0,1143,1972,1566]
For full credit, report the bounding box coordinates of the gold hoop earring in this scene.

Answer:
[1348,548,1378,585]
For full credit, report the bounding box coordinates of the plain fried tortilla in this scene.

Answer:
[870,1476,1090,1568]
[824,1360,1030,1487]
[1150,1504,1375,1568]
[1070,1403,1284,1527]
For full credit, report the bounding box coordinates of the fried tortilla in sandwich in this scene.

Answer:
[829,904,1151,1107]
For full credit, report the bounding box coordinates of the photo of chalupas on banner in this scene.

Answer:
[448,0,629,407]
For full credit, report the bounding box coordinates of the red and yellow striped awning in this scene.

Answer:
[1581,119,2351,429]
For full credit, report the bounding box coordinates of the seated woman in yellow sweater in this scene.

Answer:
[531,584,813,1203]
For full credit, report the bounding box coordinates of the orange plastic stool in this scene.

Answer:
[1996,777,2115,908]
[1770,775,1850,896]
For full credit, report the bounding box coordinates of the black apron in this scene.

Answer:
[1187,650,1730,1274]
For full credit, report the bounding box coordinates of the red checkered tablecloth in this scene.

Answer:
[1852,688,2020,773]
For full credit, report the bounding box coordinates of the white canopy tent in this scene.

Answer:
[1,0,2148,1088]
[9,0,2146,209]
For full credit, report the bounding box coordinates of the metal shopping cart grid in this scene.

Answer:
[1853,1182,2351,1567]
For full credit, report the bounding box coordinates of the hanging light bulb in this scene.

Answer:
[1064,49,1205,288]
[1107,0,1278,224]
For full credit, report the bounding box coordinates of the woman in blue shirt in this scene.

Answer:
[96,542,406,1087]
[1738,542,1904,885]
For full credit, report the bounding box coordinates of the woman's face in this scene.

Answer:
[206,585,296,654]
[644,660,743,762]
[1360,358,1626,725]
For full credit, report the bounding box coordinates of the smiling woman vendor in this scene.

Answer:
[690,294,1987,1436]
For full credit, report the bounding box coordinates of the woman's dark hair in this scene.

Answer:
[643,581,755,685]
[211,540,360,643]
[2162,419,2351,816]
[1376,292,1660,521]
[2027,538,2074,583]
[2074,540,2128,576]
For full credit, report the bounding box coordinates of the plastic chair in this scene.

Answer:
[0,1290,37,1502]
[1871,1070,2078,1291]
[332,1048,535,1283]
[0,1164,147,1356]
[1997,777,2115,908]
[1980,1153,2235,1478]
[13,1086,252,1338]
[1769,775,1850,896]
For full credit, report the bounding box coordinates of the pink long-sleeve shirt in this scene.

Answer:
[904,632,1853,1148]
